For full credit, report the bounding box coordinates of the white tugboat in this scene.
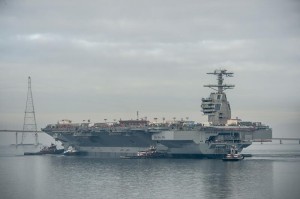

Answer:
[63,146,81,156]
[121,146,167,159]
[222,145,244,161]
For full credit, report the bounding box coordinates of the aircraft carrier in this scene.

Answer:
[42,69,272,158]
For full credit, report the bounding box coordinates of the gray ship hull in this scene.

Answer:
[45,129,157,158]
[43,126,267,158]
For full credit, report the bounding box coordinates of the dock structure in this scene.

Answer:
[252,138,300,144]
[272,138,300,144]
[0,130,43,147]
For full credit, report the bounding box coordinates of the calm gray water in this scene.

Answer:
[1,143,300,199]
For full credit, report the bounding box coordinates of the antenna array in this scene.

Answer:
[204,69,235,93]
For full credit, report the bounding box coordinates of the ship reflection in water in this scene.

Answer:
[1,143,300,199]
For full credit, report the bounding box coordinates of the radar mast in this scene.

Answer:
[204,69,234,93]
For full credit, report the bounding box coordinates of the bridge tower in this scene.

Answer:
[21,76,38,145]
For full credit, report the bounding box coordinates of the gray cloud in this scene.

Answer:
[0,0,300,144]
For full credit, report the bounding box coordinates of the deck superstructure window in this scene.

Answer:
[215,104,221,111]
[217,95,221,99]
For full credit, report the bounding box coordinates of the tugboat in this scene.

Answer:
[136,146,166,158]
[222,145,244,161]
[24,143,64,155]
[63,146,81,156]
[121,146,166,159]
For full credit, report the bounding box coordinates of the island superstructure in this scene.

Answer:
[42,69,272,158]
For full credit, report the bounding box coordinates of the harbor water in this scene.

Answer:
[1,142,300,199]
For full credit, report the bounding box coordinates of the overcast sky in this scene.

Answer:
[0,0,300,144]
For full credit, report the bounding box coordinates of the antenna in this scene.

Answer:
[204,69,234,93]
[21,76,38,145]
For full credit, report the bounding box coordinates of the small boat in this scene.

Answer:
[137,146,166,158]
[24,143,64,155]
[63,146,81,156]
[222,145,244,161]
[121,146,166,159]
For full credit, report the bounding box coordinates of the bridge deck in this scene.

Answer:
[0,130,43,133]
